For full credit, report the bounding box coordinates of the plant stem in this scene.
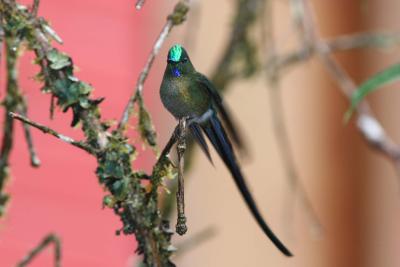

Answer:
[16,234,61,267]
[175,118,187,235]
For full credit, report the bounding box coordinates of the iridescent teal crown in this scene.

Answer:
[168,44,183,62]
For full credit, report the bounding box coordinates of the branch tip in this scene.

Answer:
[9,112,95,155]
[17,233,61,267]
[135,0,146,10]
[118,1,190,131]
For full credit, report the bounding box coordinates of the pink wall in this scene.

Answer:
[0,1,167,266]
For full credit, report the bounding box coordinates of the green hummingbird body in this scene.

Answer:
[159,44,293,257]
[160,67,211,119]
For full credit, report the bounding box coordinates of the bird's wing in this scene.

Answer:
[195,72,247,153]
[201,111,292,257]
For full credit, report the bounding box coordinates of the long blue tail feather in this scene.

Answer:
[201,112,292,257]
[189,123,213,164]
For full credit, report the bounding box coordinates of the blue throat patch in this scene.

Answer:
[173,68,181,77]
[169,44,183,62]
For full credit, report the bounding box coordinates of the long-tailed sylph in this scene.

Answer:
[159,44,292,257]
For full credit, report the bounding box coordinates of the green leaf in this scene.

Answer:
[78,81,92,94]
[345,63,400,122]
[110,178,129,200]
[138,105,157,147]
[46,49,71,70]
[102,195,115,208]
[79,98,90,108]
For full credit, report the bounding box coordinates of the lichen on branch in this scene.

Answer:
[0,0,188,265]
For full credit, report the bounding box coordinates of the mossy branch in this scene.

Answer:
[9,112,96,154]
[0,0,189,265]
[0,21,40,216]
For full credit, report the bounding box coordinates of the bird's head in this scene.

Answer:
[166,44,194,78]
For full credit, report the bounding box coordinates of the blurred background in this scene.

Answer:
[1,0,400,266]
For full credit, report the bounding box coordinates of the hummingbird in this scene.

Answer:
[159,44,292,257]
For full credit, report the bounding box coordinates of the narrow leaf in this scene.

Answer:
[345,63,400,121]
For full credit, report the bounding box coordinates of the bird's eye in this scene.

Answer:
[182,58,188,63]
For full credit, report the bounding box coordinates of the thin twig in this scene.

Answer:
[31,0,40,17]
[271,32,400,73]
[269,86,323,235]
[0,35,20,217]
[263,0,322,236]
[50,95,55,119]
[175,118,187,235]
[210,0,262,90]
[295,0,400,175]
[154,125,179,222]
[0,1,186,265]
[118,1,189,131]
[318,50,400,162]
[9,112,96,155]
[0,13,4,65]
[18,97,41,167]
[158,125,180,162]
[326,32,400,52]
[135,0,146,10]
[16,233,61,267]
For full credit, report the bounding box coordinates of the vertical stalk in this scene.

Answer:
[176,118,188,235]
[0,34,19,216]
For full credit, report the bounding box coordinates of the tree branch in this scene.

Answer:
[210,0,262,91]
[9,112,96,155]
[0,34,20,216]
[16,234,61,267]
[157,125,179,163]
[31,0,40,17]
[135,0,146,10]
[18,97,41,167]
[271,32,400,73]
[326,32,400,52]
[175,118,188,235]
[0,13,4,64]
[294,0,400,176]
[118,0,189,131]
[263,0,322,236]
[0,0,191,265]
